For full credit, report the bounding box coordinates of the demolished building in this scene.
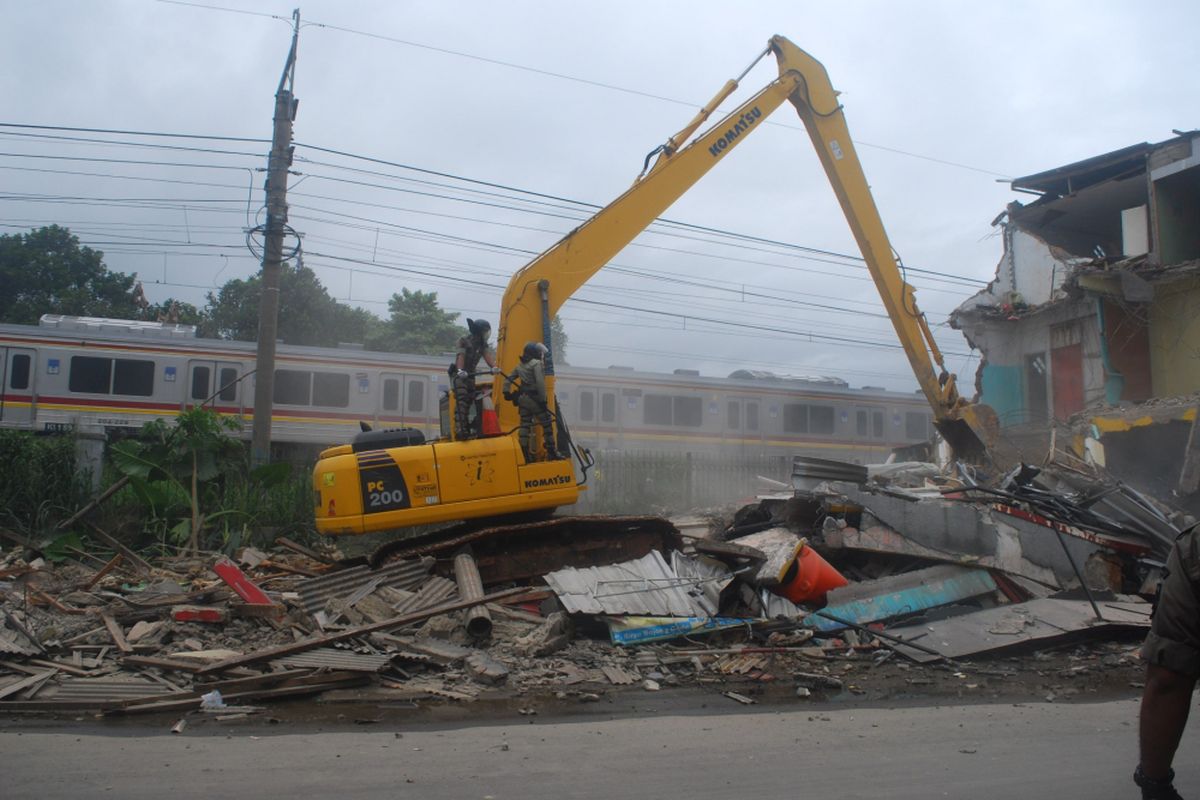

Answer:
[950,131,1200,514]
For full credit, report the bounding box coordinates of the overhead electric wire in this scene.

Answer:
[305,249,972,358]
[0,122,267,145]
[0,129,266,159]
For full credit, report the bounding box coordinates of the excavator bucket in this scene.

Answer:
[933,403,1000,464]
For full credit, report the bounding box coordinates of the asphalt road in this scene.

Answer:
[3,697,1193,799]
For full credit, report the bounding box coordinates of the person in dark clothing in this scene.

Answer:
[451,318,496,439]
[502,341,558,462]
[1136,523,1200,800]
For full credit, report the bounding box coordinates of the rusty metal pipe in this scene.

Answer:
[453,551,492,639]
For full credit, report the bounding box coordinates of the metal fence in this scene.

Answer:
[573,450,789,516]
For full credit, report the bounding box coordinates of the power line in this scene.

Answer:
[0,122,267,144]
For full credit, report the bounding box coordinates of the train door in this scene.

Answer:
[853,405,886,460]
[380,373,430,432]
[598,386,619,444]
[186,360,244,418]
[0,347,36,425]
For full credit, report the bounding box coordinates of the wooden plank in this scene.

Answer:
[197,585,530,674]
[119,655,205,674]
[0,669,57,701]
[27,658,96,678]
[84,552,124,591]
[274,536,336,564]
[110,674,367,715]
[84,523,154,574]
[102,614,132,654]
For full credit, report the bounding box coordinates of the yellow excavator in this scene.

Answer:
[312,35,997,537]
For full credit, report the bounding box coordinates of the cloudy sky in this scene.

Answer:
[2,0,1195,392]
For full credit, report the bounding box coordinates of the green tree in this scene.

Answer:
[109,407,244,555]
[368,288,464,354]
[200,262,380,346]
[0,225,143,323]
[551,315,569,365]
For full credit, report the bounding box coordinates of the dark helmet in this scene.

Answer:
[522,341,548,360]
[467,318,491,339]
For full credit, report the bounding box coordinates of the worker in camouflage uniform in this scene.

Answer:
[503,341,559,462]
[451,318,497,439]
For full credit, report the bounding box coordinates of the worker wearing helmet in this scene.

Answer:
[503,341,558,462]
[451,318,497,439]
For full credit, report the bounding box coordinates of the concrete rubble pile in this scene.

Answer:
[1,454,1186,721]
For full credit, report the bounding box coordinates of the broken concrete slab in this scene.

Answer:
[465,651,509,685]
[513,611,572,658]
[887,596,1151,662]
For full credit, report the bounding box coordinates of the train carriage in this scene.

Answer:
[0,316,934,463]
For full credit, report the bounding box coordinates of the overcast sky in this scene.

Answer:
[2,0,1195,392]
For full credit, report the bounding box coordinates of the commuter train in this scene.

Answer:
[0,316,935,463]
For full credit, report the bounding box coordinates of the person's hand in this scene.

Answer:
[456,369,468,379]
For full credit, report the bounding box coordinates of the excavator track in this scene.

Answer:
[368,514,683,586]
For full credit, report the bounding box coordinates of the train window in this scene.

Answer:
[873,411,884,438]
[746,402,759,431]
[218,368,238,402]
[810,405,835,434]
[69,356,112,394]
[580,391,596,422]
[274,369,312,405]
[644,394,672,425]
[674,397,702,427]
[113,359,154,396]
[312,373,350,408]
[906,411,932,440]
[9,354,30,390]
[601,393,616,423]
[727,402,740,429]
[856,410,868,437]
[383,379,400,411]
[191,366,211,400]
[783,403,808,433]
[407,380,425,413]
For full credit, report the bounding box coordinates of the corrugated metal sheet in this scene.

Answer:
[392,576,458,615]
[544,551,715,617]
[275,647,392,673]
[296,557,435,616]
[41,678,177,702]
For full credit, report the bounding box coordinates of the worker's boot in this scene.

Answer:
[1135,767,1185,800]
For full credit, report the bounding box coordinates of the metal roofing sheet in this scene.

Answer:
[544,551,721,617]
[275,647,392,673]
[296,557,435,616]
[393,576,458,615]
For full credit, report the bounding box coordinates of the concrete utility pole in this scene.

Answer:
[251,9,300,467]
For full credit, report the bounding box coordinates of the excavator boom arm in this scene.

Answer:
[494,36,994,460]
